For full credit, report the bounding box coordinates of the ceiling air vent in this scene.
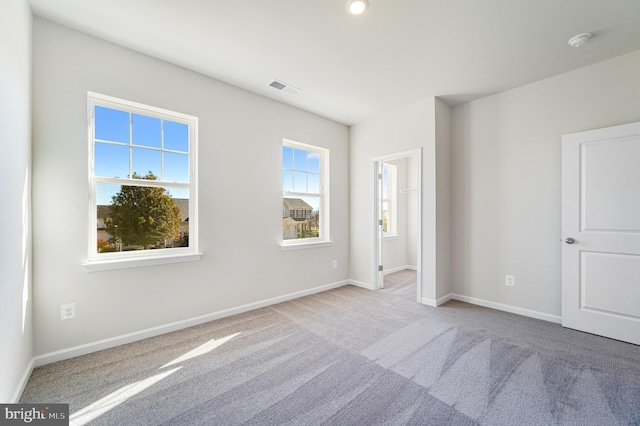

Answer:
[269,79,301,96]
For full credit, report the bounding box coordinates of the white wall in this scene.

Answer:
[406,155,419,267]
[435,98,451,300]
[32,19,350,356]
[0,0,33,402]
[451,49,640,317]
[350,97,451,303]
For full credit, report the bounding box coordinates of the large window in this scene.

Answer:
[87,92,198,265]
[282,139,330,246]
[382,163,397,236]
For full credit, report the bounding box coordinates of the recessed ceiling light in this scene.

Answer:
[568,33,591,48]
[347,0,368,15]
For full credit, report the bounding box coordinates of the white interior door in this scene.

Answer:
[374,161,384,289]
[562,121,640,345]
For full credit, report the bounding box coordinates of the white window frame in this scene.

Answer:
[83,92,201,272]
[382,163,398,237]
[281,139,331,250]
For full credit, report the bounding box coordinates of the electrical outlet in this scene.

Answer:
[332,260,338,269]
[61,303,76,320]
[505,275,515,287]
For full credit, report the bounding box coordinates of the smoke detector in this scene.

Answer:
[269,80,301,96]
[568,33,591,48]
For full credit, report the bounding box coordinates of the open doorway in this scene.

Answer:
[373,149,421,302]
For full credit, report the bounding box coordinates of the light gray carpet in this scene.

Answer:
[20,271,640,425]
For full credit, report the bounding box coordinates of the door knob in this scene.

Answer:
[565,237,575,244]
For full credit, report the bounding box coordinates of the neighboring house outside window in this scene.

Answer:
[382,163,397,236]
[282,197,314,240]
[282,139,330,246]
[87,92,198,266]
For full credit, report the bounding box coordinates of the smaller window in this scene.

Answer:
[282,139,330,246]
[382,163,397,236]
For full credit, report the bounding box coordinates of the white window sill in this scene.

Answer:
[82,252,203,272]
[384,234,399,240]
[281,240,333,251]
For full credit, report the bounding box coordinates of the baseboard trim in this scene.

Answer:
[382,265,417,275]
[420,297,436,307]
[436,294,453,306]
[420,292,452,307]
[349,279,375,290]
[10,358,35,403]
[33,279,350,368]
[445,293,562,324]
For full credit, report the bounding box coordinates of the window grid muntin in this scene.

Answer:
[283,146,322,196]
[93,109,189,183]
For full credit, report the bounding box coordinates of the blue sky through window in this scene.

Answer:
[95,106,128,142]
[94,106,190,205]
[132,114,161,148]
[282,145,321,211]
[164,120,189,152]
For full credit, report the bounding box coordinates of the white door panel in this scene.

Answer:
[562,121,640,345]
[581,251,640,318]
[581,137,640,231]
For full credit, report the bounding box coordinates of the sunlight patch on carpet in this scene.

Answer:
[161,332,241,369]
[69,367,181,426]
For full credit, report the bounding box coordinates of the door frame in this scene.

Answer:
[372,149,422,302]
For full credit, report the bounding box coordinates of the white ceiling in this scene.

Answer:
[27,0,640,125]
